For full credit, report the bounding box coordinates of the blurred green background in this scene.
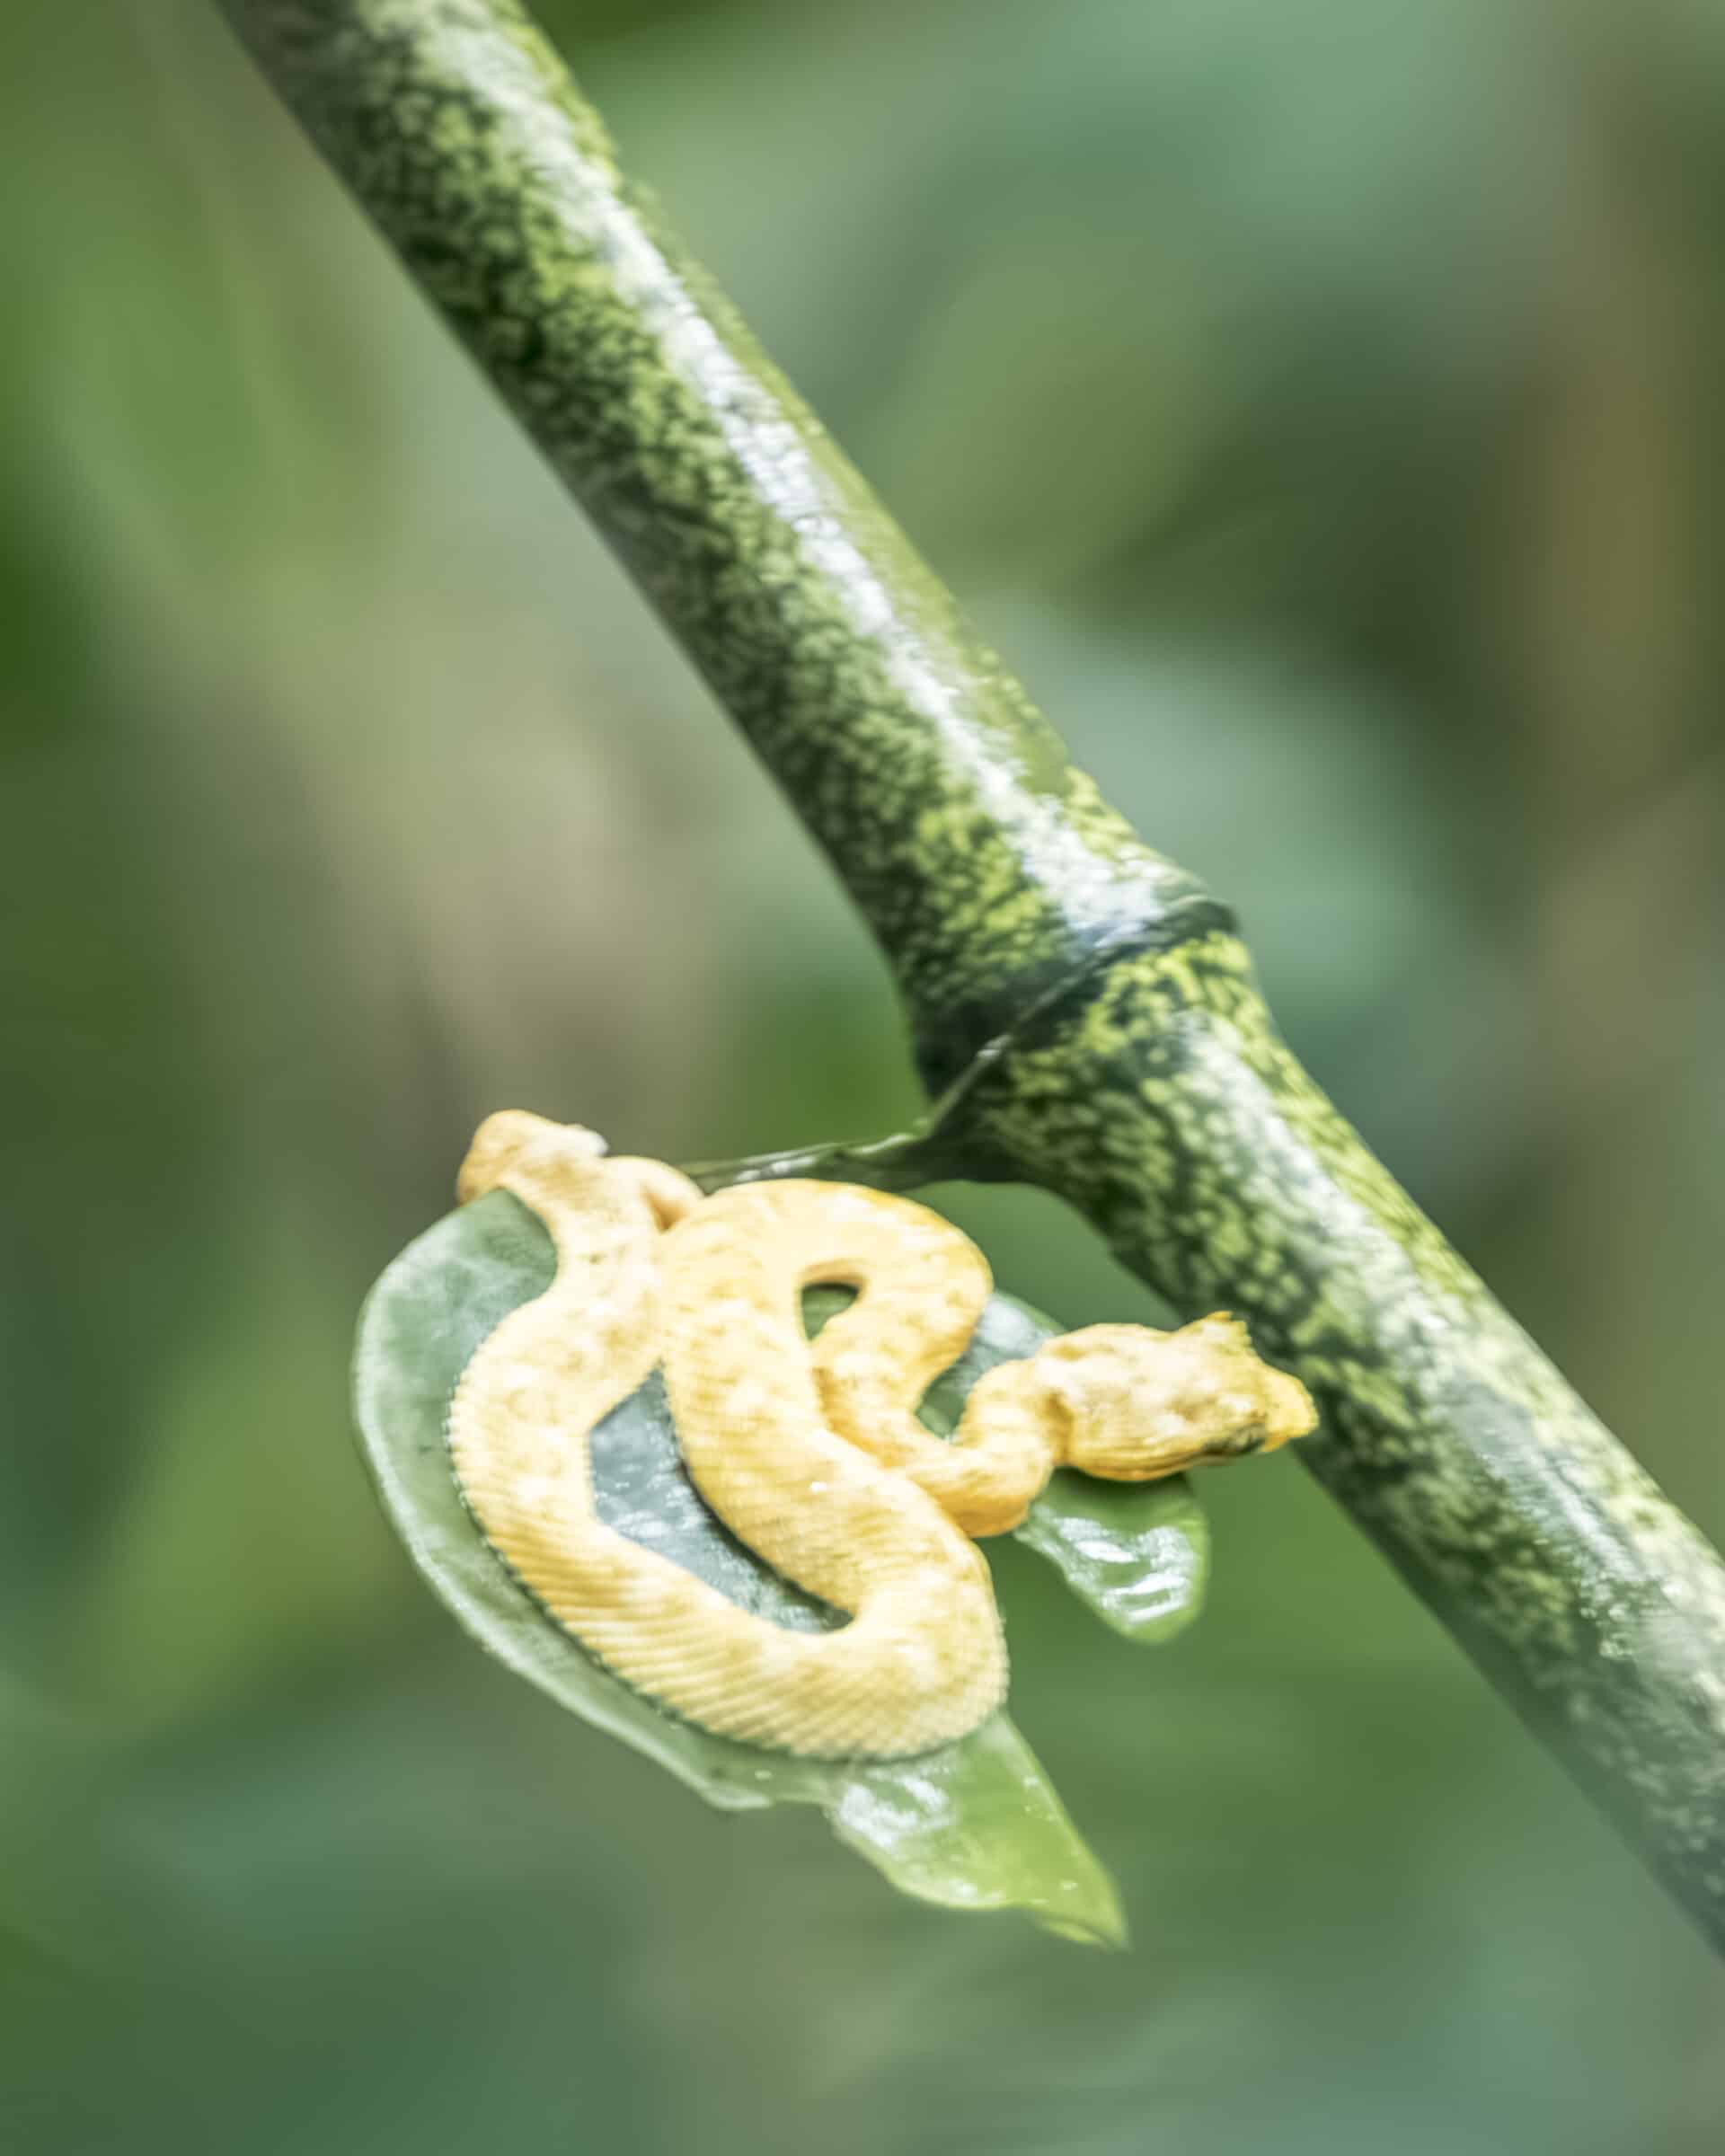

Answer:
[5,0,1725,2148]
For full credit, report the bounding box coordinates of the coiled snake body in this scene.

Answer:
[448,1112,1313,1758]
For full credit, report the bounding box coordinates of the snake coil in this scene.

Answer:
[447,1111,1313,1758]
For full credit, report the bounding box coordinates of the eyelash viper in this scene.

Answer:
[447,1110,1314,1758]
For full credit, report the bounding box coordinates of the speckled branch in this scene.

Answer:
[217,0,1725,1947]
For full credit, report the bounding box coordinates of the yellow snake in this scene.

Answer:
[447,1111,1314,1759]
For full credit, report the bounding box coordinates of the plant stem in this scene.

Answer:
[218,0,1725,1947]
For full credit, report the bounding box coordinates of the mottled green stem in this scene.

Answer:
[218,0,1725,1946]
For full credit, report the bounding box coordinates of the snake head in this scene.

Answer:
[456,1111,608,1202]
[1039,1314,1316,1480]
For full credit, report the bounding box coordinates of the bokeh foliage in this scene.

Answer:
[4,0,1725,2149]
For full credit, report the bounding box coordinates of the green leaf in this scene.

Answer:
[1015,1471,1209,1642]
[352,1189,1207,1944]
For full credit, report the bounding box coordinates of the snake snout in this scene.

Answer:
[456,1110,608,1201]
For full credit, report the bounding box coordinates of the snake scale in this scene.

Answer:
[448,1112,1314,1758]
